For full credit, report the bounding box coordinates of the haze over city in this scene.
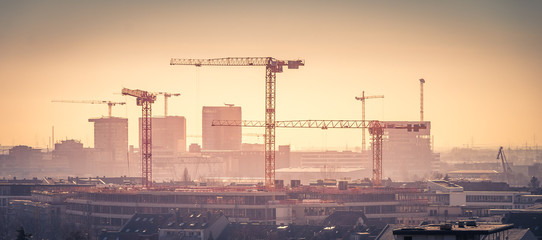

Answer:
[1,1,541,151]
[3,2,542,240]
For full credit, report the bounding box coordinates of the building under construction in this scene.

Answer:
[380,121,439,181]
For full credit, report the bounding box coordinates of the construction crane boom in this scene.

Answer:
[155,92,181,117]
[212,119,426,186]
[355,91,384,151]
[52,100,125,118]
[171,57,304,190]
[122,88,156,188]
[171,57,304,70]
[213,120,425,130]
[497,146,513,185]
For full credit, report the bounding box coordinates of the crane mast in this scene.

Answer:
[355,91,384,151]
[171,57,304,190]
[122,88,157,188]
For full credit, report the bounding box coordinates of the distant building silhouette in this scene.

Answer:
[202,106,241,151]
[88,117,128,176]
[139,116,187,153]
[53,140,87,176]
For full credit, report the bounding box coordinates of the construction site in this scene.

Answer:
[2,0,542,238]
[2,57,541,239]
[0,57,441,237]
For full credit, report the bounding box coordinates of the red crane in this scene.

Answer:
[122,88,157,188]
[170,57,305,189]
[212,120,426,186]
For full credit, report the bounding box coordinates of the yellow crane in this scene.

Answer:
[155,92,181,117]
[52,100,125,118]
[355,91,384,151]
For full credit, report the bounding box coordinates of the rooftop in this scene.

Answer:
[430,180,462,188]
[393,223,513,235]
[448,170,499,174]
[276,167,364,173]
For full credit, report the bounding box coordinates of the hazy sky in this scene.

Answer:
[1,1,541,151]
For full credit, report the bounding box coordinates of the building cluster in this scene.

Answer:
[1,179,542,239]
[0,105,443,184]
[3,103,542,239]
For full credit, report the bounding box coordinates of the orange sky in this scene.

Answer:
[1,1,541,151]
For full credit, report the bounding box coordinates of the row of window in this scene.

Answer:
[67,204,275,220]
[84,193,279,205]
[466,195,512,203]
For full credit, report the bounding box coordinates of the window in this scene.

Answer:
[404,236,412,240]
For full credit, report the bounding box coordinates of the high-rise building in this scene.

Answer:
[139,116,187,153]
[88,117,128,176]
[379,121,439,181]
[202,106,241,151]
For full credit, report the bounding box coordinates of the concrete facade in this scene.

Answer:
[202,106,241,151]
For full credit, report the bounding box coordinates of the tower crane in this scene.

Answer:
[497,146,513,185]
[155,92,181,117]
[121,88,157,188]
[52,100,125,118]
[355,91,384,151]
[171,57,305,189]
[213,119,426,186]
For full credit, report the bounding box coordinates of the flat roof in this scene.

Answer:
[430,180,462,188]
[448,170,499,174]
[393,224,513,235]
[275,167,364,173]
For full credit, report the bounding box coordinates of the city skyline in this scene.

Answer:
[1,1,541,151]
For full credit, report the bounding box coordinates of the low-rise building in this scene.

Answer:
[392,222,514,240]
[159,211,229,240]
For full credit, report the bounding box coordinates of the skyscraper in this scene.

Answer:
[202,106,242,151]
